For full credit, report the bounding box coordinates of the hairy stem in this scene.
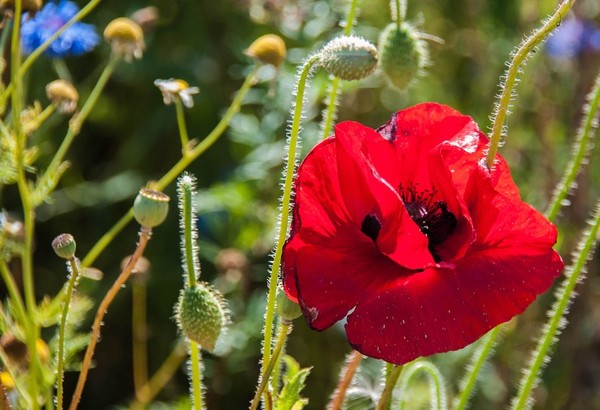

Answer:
[56,258,81,410]
[398,361,447,410]
[485,0,575,168]
[327,350,363,410]
[546,70,600,221]
[250,322,291,410]
[261,55,319,380]
[189,341,203,410]
[376,364,403,410]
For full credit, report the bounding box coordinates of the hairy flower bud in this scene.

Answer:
[276,291,302,323]
[104,17,144,61]
[133,188,170,228]
[245,34,287,67]
[176,284,227,351]
[318,35,378,81]
[46,79,78,114]
[52,233,76,260]
[378,22,429,90]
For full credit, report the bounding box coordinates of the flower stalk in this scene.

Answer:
[327,350,363,410]
[261,53,319,380]
[175,98,192,155]
[376,364,403,410]
[485,0,575,168]
[397,361,447,410]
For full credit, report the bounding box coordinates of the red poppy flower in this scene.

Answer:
[282,103,563,364]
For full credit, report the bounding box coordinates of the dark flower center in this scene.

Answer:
[399,184,457,261]
[361,214,381,242]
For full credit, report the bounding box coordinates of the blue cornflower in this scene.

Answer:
[21,1,100,58]
[546,16,600,60]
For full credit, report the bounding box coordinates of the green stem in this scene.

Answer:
[261,55,319,376]
[546,70,600,221]
[189,341,203,410]
[52,59,73,83]
[453,327,501,410]
[250,322,291,410]
[0,0,105,111]
[320,0,360,140]
[56,258,81,410]
[376,364,403,410]
[131,340,188,409]
[511,201,600,409]
[485,0,575,168]
[37,54,120,203]
[175,99,191,154]
[394,0,406,26]
[398,361,447,410]
[180,177,199,287]
[80,67,257,269]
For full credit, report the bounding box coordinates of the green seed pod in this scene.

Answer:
[176,284,226,351]
[51,233,76,260]
[319,35,378,81]
[133,188,170,228]
[276,291,302,323]
[378,22,429,90]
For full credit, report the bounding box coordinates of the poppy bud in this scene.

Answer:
[176,284,227,351]
[52,233,76,260]
[133,188,170,228]
[276,291,302,323]
[104,17,145,61]
[245,34,287,67]
[378,22,429,90]
[46,80,78,114]
[318,36,378,81]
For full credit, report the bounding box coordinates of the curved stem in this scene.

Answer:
[261,55,319,376]
[511,201,600,410]
[56,258,81,410]
[189,341,203,410]
[175,99,191,154]
[80,67,257,269]
[485,0,575,168]
[327,350,363,410]
[68,228,153,410]
[453,327,501,410]
[398,361,447,410]
[375,364,403,410]
[131,340,188,409]
[546,70,600,221]
[250,322,291,410]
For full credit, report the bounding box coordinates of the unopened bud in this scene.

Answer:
[318,36,378,81]
[46,80,78,114]
[378,22,429,90]
[176,284,227,351]
[245,34,287,67]
[104,17,144,61]
[133,188,170,228]
[52,233,76,260]
[276,291,302,323]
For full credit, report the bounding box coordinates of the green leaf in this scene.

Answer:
[276,355,312,410]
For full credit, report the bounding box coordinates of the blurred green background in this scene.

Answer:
[3,0,600,408]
